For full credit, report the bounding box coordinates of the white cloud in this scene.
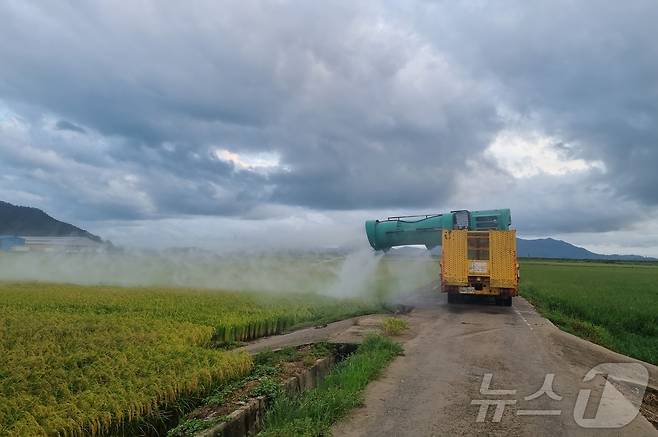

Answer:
[486,130,606,178]
[214,148,281,172]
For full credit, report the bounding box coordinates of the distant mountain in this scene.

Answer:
[0,201,101,242]
[517,237,656,261]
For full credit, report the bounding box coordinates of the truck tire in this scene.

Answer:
[504,297,512,307]
[447,293,456,304]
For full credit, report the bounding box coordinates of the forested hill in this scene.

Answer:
[0,201,101,242]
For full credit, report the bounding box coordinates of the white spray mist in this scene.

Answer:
[324,248,383,298]
[0,246,437,300]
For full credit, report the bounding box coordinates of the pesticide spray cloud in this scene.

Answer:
[0,245,437,300]
[324,248,384,298]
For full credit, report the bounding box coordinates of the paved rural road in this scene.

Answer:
[331,291,658,437]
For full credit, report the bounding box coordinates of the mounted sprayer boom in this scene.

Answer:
[365,209,512,251]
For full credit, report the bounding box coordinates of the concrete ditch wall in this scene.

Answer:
[197,354,336,437]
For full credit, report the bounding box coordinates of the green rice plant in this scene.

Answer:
[520,260,658,365]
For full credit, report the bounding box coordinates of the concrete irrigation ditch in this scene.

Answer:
[196,351,344,437]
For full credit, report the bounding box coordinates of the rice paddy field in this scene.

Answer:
[520,259,658,365]
[16,253,656,435]
[0,250,436,436]
[0,282,381,436]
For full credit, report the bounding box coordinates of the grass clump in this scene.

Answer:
[520,260,658,364]
[251,377,283,400]
[167,417,227,437]
[254,347,300,367]
[380,317,409,336]
[259,335,402,436]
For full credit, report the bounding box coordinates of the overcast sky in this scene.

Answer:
[1,1,657,254]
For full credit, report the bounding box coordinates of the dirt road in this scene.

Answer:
[332,291,658,436]
[239,314,389,354]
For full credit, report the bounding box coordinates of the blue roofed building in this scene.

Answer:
[0,235,26,252]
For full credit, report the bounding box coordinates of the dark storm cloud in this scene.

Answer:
[55,120,86,134]
[410,1,658,206]
[0,0,657,239]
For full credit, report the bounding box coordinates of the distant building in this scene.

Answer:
[0,235,26,252]
[20,236,102,252]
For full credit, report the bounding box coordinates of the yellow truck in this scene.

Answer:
[365,208,519,306]
[441,229,519,306]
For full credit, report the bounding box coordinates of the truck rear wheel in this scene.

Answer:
[447,293,457,304]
